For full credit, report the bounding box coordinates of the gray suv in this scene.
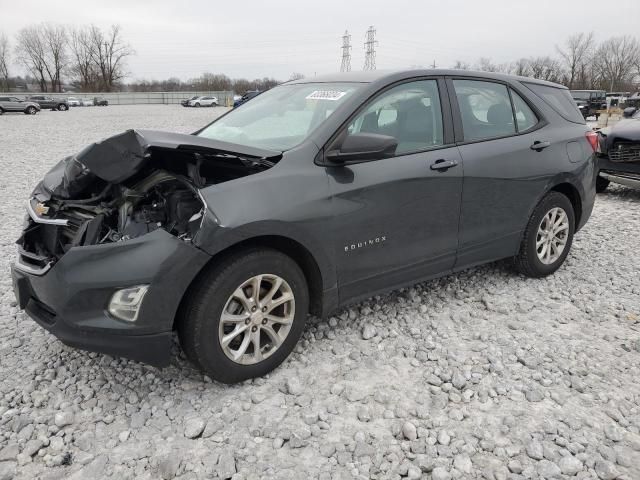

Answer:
[12,69,596,383]
[27,95,69,111]
[0,96,41,115]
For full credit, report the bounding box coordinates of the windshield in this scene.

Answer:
[571,91,591,100]
[198,82,362,150]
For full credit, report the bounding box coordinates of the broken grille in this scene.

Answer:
[609,142,640,163]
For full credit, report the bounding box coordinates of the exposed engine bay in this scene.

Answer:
[17,129,281,268]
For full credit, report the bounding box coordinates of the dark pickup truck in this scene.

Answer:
[570,90,606,119]
[27,96,69,111]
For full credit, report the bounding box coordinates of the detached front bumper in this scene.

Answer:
[12,229,211,367]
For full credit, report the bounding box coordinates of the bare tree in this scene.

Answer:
[527,56,564,83]
[475,58,509,73]
[556,32,594,89]
[196,73,232,91]
[42,24,67,92]
[452,60,470,70]
[69,27,100,91]
[509,58,531,77]
[594,36,640,91]
[15,25,49,91]
[289,72,305,81]
[88,25,134,91]
[232,78,252,94]
[476,57,498,72]
[0,32,9,91]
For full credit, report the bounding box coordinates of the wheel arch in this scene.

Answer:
[174,235,325,330]
[549,182,582,228]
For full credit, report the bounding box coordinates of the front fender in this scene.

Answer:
[194,216,337,293]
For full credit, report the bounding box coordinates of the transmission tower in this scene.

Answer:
[363,26,378,71]
[340,30,352,72]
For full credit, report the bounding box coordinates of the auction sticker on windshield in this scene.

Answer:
[306,90,348,101]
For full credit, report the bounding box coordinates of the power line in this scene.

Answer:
[363,26,378,71]
[340,30,352,72]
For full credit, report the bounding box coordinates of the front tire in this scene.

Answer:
[194,102,201,108]
[596,175,610,193]
[514,191,575,278]
[178,248,309,384]
[58,104,68,111]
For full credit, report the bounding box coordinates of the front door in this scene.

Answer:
[326,78,463,302]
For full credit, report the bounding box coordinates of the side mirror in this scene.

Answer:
[623,107,637,118]
[326,133,398,165]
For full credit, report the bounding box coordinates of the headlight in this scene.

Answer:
[108,285,149,322]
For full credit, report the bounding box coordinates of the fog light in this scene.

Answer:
[108,285,149,322]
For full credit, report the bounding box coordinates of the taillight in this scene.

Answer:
[585,131,599,152]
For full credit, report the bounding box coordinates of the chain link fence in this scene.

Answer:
[17,91,235,106]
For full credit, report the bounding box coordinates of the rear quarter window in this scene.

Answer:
[524,83,585,124]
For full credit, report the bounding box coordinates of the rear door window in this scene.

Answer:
[452,80,516,141]
[525,83,585,124]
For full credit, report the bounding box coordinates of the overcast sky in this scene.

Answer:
[2,0,639,81]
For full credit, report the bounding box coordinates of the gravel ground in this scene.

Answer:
[1,105,640,480]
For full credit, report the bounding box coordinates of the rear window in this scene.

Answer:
[525,83,585,124]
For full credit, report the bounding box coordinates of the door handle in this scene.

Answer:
[530,141,551,152]
[430,159,458,171]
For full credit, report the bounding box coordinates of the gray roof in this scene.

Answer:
[286,69,567,89]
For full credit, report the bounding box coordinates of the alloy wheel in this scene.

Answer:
[218,274,295,365]
[536,207,569,265]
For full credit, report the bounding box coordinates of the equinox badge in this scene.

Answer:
[344,236,386,252]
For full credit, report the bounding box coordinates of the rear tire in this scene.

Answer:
[596,175,610,193]
[178,248,309,384]
[58,104,68,111]
[0,108,4,115]
[25,106,37,115]
[513,191,575,278]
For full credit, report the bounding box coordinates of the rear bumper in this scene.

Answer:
[11,229,211,367]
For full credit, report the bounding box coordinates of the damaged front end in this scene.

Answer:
[16,129,281,274]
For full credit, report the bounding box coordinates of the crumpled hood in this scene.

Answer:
[607,118,640,142]
[73,129,282,183]
[40,129,282,199]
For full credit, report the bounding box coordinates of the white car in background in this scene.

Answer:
[81,98,94,106]
[67,97,81,107]
[188,96,218,107]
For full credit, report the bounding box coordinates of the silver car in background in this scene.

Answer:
[0,96,41,115]
[188,95,218,107]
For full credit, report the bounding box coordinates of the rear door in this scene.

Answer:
[448,77,565,268]
[326,78,464,301]
[43,97,55,108]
